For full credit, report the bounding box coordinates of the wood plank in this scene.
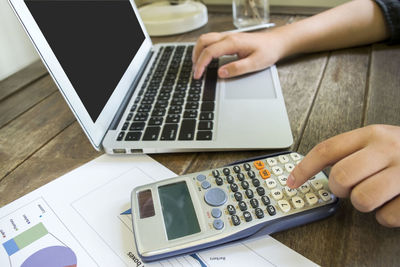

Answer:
[365,44,400,125]
[0,60,47,101]
[0,122,101,206]
[0,75,57,129]
[0,92,76,181]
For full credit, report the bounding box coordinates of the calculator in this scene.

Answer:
[130,152,339,262]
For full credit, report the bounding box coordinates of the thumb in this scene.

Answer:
[217,57,258,78]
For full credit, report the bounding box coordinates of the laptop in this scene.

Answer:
[9,0,293,154]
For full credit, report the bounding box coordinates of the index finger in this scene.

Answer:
[192,32,226,64]
[287,128,370,188]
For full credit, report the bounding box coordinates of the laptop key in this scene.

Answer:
[155,100,168,109]
[134,113,148,121]
[166,114,181,123]
[183,110,198,119]
[203,65,217,101]
[185,102,199,110]
[178,120,196,140]
[168,106,182,115]
[117,132,125,141]
[160,124,178,140]
[148,117,163,126]
[125,131,142,141]
[126,113,133,121]
[130,122,145,131]
[122,122,129,131]
[200,112,214,120]
[197,131,213,140]
[198,121,213,130]
[143,126,161,141]
[151,108,166,117]
[201,102,215,111]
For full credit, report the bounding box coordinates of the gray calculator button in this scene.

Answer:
[197,174,206,181]
[201,180,211,189]
[233,166,241,173]
[227,204,236,215]
[211,208,222,218]
[237,173,245,181]
[223,168,230,176]
[213,219,224,230]
[215,177,223,186]
[212,170,220,177]
[267,205,276,216]
[226,175,234,184]
[243,211,252,222]
[204,188,228,207]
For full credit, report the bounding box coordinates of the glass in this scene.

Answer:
[158,182,201,240]
[232,0,270,28]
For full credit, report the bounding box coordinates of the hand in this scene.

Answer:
[192,31,285,79]
[287,124,400,227]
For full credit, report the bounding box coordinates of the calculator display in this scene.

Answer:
[158,182,200,240]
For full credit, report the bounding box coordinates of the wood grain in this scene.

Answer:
[0,75,57,129]
[0,60,47,101]
[0,92,76,181]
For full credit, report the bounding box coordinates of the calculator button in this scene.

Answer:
[305,193,318,206]
[226,175,234,184]
[318,190,331,201]
[271,166,283,176]
[233,166,241,173]
[211,208,222,218]
[256,187,265,196]
[204,188,228,207]
[255,208,264,219]
[254,160,265,170]
[290,152,302,161]
[237,173,245,181]
[266,205,276,216]
[250,198,259,208]
[213,219,224,230]
[291,196,305,209]
[230,183,239,192]
[284,186,297,197]
[241,181,249,189]
[299,183,310,194]
[271,189,283,200]
[243,211,252,222]
[243,163,251,171]
[247,170,256,179]
[231,215,241,226]
[223,168,230,176]
[201,181,211,189]
[196,174,206,181]
[238,201,247,211]
[212,170,220,178]
[261,196,271,205]
[259,169,271,179]
[311,180,323,190]
[278,200,291,213]
[265,179,277,189]
[278,155,290,163]
[245,189,254,199]
[266,158,278,166]
[285,163,295,173]
[215,177,223,186]
[278,175,288,186]
[234,192,243,201]
[252,178,261,187]
[227,204,236,215]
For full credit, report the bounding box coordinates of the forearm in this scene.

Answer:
[274,0,390,58]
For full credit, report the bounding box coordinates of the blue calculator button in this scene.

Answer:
[197,174,206,181]
[211,208,222,218]
[204,188,227,207]
[201,180,211,189]
[213,219,224,230]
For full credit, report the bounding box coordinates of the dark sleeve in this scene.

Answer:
[374,0,400,44]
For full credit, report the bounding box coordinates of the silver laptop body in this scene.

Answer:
[9,0,293,154]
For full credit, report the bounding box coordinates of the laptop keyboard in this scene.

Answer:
[116,45,217,142]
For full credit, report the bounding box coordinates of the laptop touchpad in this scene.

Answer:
[223,68,277,99]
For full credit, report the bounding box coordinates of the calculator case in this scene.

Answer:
[130,151,339,262]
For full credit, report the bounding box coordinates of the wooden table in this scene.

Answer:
[1,11,399,266]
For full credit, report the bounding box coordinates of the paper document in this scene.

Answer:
[0,154,318,266]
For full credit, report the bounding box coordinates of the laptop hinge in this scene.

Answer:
[109,51,154,130]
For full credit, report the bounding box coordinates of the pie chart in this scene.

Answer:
[21,246,77,267]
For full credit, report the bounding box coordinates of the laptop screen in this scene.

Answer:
[24,0,145,122]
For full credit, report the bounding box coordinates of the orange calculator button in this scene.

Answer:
[259,169,271,179]
[254,160,265,170]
